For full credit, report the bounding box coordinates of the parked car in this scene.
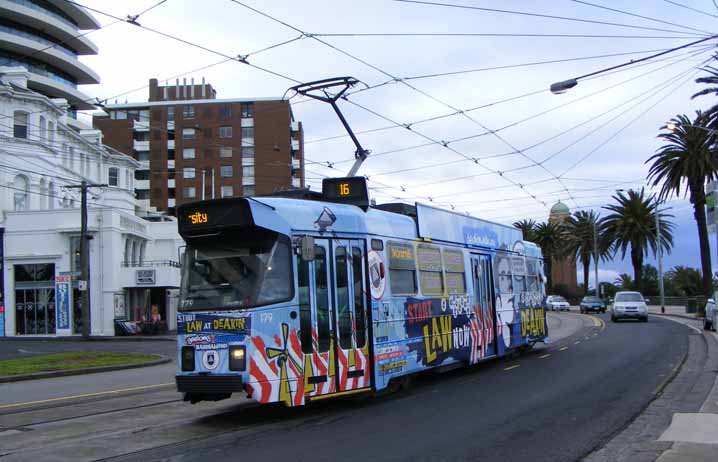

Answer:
[545,295,570,311]
[704,299,717,332]
[610,291,648,322]
[580,296,606,314]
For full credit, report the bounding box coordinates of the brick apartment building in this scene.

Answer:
[94,78,304,214]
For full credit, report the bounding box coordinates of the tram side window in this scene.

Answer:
[417,244,443,296]
[443,249,466,294]
[512,256,527,293]
[298,257,312,354]
[352,247,366,349]
[336,247,352,349]
[526,258,540,293]
[388,241,416,295]
[494,251,513,295]
[315,246,331,353]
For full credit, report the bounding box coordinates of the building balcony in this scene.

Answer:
[139,160,150,170]
[292,177,301,188]
[133,120,150,131]
[168,198,176,208]
[241,117,254,128]
[167,140,175,150]
[133,140,150,151]
[291,121,300,132]
[135,180,149,190]
[291,139,299,151]
[241,138,254,147]
[119,260,181,288]
[292,158,301,170]
[167,120,175,130]
[167,160,175,169]
[168,178,175,188]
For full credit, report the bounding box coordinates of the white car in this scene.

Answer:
[704,299,717,332]
[610,291,648,322]
[545,295,570,311]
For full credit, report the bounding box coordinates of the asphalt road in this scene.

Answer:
[0,313,694,462]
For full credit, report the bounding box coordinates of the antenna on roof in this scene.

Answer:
[287,77,370,177]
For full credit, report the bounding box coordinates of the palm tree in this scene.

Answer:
[692,64,718,105]
[513,219,537,242]
[602,189,673,294]
[614,273,634,290]
[647,111,718,296]
[533,221,564,291]
[666,266,703,296]
[563,210,613,295]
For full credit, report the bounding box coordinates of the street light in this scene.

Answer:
[549,34,718,94]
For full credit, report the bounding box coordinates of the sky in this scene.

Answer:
[75,0,718,288]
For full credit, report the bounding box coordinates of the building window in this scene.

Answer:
[168,129,175,140]
[182,128,195,140]
[221,185,233,197]
[135,170,150,180]
[13,175,29,210]
[183,105,194,119]
[241,146,254,159]
[183,148,195,159]
[133,131,150,142]
[219,126,232,138]
[168,188,176,198]
[241,126,253,142]
[243,186,255,196]
[14,263,56,335]
[137,190,150,200]
[241,102,253,118]
[137,151,150,161]
[220,104,231,118]
[167,106,175,120]
[168,168,176,179]
[39,115,46,140]
[220,166,233,177]
[183,167,196,179]
[242,165,254,178]
[13,111,28,138]
[167,149,175,160]
[109,167,119,186]
[48,121,55,144]
[183,187,196,199]
[220,147,233,158]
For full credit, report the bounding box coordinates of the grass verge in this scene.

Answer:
[0,352,161,376]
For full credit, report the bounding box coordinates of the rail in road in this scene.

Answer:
[0,312,696,462]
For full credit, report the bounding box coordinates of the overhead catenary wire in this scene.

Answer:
[662,0,718,19]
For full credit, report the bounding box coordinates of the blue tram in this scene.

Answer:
[175,177,548,406]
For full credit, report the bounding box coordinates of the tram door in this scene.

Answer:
[471,254,497,358]
[331,239,371,392]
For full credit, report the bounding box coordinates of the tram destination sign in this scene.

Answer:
[177,199,253,236]
[322,177,370,207]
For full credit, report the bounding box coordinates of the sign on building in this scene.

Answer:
[707,181,718,234]
[55,273,72,331]
[136,269,156,285]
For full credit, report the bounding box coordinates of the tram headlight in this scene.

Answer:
[229,346,246,371]
[181,346,195,371]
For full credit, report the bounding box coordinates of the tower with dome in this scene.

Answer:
[548,201,578,292]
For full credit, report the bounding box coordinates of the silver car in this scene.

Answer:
[610,291,648,322]
[545,295,570,311]
[704,299,717,332]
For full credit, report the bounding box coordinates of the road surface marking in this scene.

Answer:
[574,341,581,345]
[539,354,551,359]
[559,346,569,351]
[0,382,174,410]
[504,365,520,371]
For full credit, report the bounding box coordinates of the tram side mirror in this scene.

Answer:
[300,236,315,261]
[178,245,186,267]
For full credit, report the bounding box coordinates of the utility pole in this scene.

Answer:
[656,207,666,314]
[593,222,600,295]
[65,181,106,338]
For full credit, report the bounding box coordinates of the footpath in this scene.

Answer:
[585,305,718,462]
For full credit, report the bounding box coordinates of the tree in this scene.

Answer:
[563,210,612,295]
[614,273,634,290]
[602,189,673,294]
[647,111,718,297]
[641,264,659,296]
[513,219,537,242]
[666,266,703,296]
[533,221,564,292]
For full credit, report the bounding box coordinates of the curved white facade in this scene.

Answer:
[0,0,100,110]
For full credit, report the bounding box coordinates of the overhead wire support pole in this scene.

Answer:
[288,77,370,177]
[65,181,107,338]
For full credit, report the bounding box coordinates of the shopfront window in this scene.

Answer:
[14,263,56,335]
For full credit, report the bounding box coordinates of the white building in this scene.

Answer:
[0,67,183,337]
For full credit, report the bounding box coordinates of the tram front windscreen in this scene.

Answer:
[179,232,292,311]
